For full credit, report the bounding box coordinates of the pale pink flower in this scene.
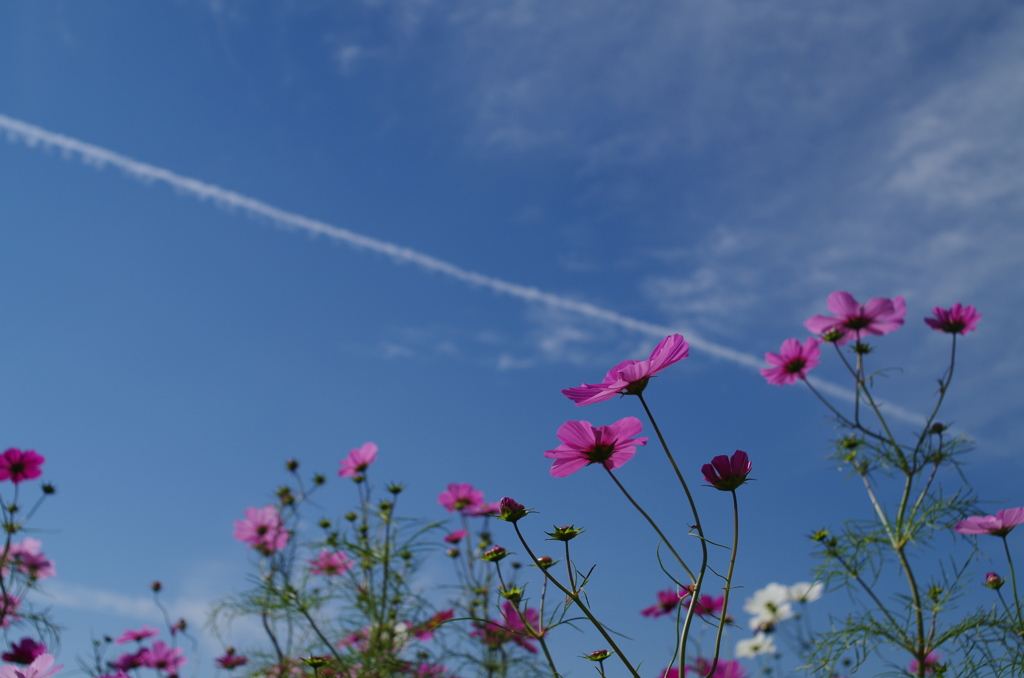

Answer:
[544,417,647,477]
[702,450,752,492]
[954,508,1024,537]
[2,539,55,580]
[641,589,683,617]
[760,338,820,385]
[338,442,377,478]
[437,483,484,513]
[141,641,186,674]
[467,501,501,517]
[925,304,981,335]
[562,334,690,405]
[309,551,354,576]
[0,653,62,678]
[804,291,906,344]
[907,651,941,675]
[114,626,159,644]
[0,450,44,484]
[233,505,289,555]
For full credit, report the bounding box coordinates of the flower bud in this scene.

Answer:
[985,572,1005,589]
[41,483,56,495]
[534,555,556,569]
[388,484,405,495]
[482,545,508,562]
[151,580,163,592]
[498,497,529,523]
[345,512,358,522]
[583,650,613,662]
[312,474,326,486]
[546,525,585,541]
[318,519,332,529]
[447,547,460,558]
[285,459,299,472]
[930,423,947,435]
[500,586,524,603]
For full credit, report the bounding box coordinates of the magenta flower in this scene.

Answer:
[467,501,501,517]
[338,442,378,478]
[657,669,683,678]
[309,550,354,576]
[760,338,821,386]
[907,651,941,675]
[141,641,186,674]
[500,601,545,653]
[114,626,159,644]
[233,505,289,555]
[0,450,44,484]
[413,609,455,641]
[641,589,683,618]
[438,483,485,513]
[111,651,147,672]
[804,291,906,344]
[2,539,55,581]
[702,450,752,491]
[954,508,1024,537]
[544,417,648,477]
[2,639,46,665]
[562,334,690,405]
[690,658,745,678]
[214,648,247,670]
[0,595,21,628]
[925,303,981,335]
[690,594,727,618]
[443,530,468,544]
[0,653,62,678]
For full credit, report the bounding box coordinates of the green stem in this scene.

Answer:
[1002,536,1022,627]
[705,490,741,678]
[512,523,640,678]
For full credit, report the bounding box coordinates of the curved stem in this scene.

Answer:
[512,523,640,678]
[706,490,741,678]
[1002,536,1022,627]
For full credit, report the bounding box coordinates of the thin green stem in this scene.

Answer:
[1002,536,1022,627]
[706,490,741,678]
[512,523,640,678]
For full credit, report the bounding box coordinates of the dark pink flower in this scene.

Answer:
[925,304,981,335]
[233,505,289,555]
[114,626,159,644]
[641,589,683,618]
[544,417,647,477]
[338,442,377,478]
[954,508,1024,537]
[702,450,752,491]
[443,530,468,544]
[111,651,148,672]
[0,450,44,484]
[498,497,528,522]
[141,641,186,674]
[907,651,941,675]
[0,595,21,628]
[2,638,46,665]
[438,483,484,513]
[804,291,906,344]
[413,664,447,678]
[309,550,354,576]
[691,594,725,618]
[658,669,683,678]
[760,338,821,386]
[0,653,62,678]
[562,334,690,405]
[215,648,247,670]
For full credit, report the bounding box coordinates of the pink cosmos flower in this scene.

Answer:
[233,505,289,555]
[658,669,684,678]
[467,501,501,517]
[907,651,941,675]
[443,530,468,544]
[690,658,745,678]
[641,589,683,617]
[690,594,726,618]
[141,641,186,674]
[804,291,906,345]
[114,626,159,644]
[414,609,455,641]
[214,648,247,669]
[760,338,821,386]
[702,450,752,491]
[0,450,44,484]
[954,508,1024,537]
[309,550,355,576]
[544,417,647,477]
[562,334,690,406]
[0,653,62,678]
[438,483,485,513]
[0,595,21,628]
[500,601,545,653]
[338,442,378,478]
[925,304,981,335]
[2,539,55,580]
[111,651,147,672]
[413,664,447,678]
[2,639,46,665]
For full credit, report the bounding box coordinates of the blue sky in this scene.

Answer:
[2,1,1024,676]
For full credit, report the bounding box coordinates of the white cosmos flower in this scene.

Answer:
[735,631,777,658]
[743,583,793,630]
[788,581,824,603]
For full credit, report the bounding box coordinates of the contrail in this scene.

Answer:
[0,113,927,426]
